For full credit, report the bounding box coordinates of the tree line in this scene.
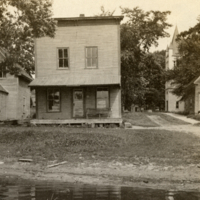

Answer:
[165,18,200,100]
[3,1,198,110]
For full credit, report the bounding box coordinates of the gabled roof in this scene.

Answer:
[0,85,8,94]
[194,75,200,84]
[180,75,200,100]
[17,66,33,82]
[29,75,120,87]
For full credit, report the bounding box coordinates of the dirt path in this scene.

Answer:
[1,158,200,191]
[147,115,171,127]
[134,114,200,138]
[131,124,200,138]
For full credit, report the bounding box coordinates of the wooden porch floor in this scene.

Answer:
[30,118,122,125]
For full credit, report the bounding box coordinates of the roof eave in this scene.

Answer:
[54,16,124,21]
[29,83,120,87]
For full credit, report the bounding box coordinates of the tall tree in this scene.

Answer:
[0,0,56,75]
[165,17,200,98]
[143,51,165,110]
[95,6,115,16]
[121,7,171,109]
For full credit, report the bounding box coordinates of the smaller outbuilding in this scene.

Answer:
[0,48,33,121]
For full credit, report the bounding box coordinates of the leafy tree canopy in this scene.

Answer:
[121,7,171,109]
[0,0,56,75]
[121,7,171,52]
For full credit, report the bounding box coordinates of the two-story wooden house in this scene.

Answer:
[29,15,123,125]
[0,48,32,121]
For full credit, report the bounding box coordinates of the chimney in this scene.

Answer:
[79,14,85,17]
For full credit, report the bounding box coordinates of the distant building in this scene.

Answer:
[0,48,32,120]
[165,26,185,112]
[183,76,200,114]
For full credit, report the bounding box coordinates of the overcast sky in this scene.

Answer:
[52,0,200,51]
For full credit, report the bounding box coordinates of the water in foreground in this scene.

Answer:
[0,176,200,200]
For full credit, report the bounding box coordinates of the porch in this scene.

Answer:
[30,118,122,125]
[31,85,121,121]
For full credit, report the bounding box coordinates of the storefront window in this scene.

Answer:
[96,88,109,109]
[47,89,60,112]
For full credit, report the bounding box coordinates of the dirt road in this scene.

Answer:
[131,113,200,138]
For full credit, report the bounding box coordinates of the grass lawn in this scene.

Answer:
[0,127,199,166]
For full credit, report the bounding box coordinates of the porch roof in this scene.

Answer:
[29,75,120,87]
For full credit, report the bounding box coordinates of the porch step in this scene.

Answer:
[30,118,122,125]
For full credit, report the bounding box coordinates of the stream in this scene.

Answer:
[0,175,200,200]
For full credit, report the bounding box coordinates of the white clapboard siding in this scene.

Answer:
[35,23,120,80]
[0,78,18,119]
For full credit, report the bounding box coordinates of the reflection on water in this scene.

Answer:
[0,176,200,200]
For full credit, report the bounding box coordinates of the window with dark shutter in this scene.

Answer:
[58,48,69,68]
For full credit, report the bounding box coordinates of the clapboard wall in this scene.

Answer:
[35,19,121,80]
[36,85,121,119]
[0,77,18,119]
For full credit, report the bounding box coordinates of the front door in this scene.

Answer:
[73,89,84,118]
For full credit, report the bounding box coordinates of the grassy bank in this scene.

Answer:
[0,127,199,166]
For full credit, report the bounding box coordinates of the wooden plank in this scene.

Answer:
[18,158,33,162]
[31,118,122,124]
[47,161,67,168]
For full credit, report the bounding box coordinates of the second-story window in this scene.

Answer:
[176,101,179,109]
[85,47,98,68]
[58,48,69,68]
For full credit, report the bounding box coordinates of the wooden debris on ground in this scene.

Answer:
[18,158,33,162]
[47,161,67,168]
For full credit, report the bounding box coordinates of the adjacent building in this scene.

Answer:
[183,76,200,114]
[165,26,185,112]
[29,15,123,125]
[0,48,32,120]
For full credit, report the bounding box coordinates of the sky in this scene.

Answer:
[52,0,200,51]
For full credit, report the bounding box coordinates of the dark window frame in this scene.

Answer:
[47,88,61,113]
[176,101,179,109]
[85,46,98,69]
[96,87,110,109]
[57,48,69,69]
